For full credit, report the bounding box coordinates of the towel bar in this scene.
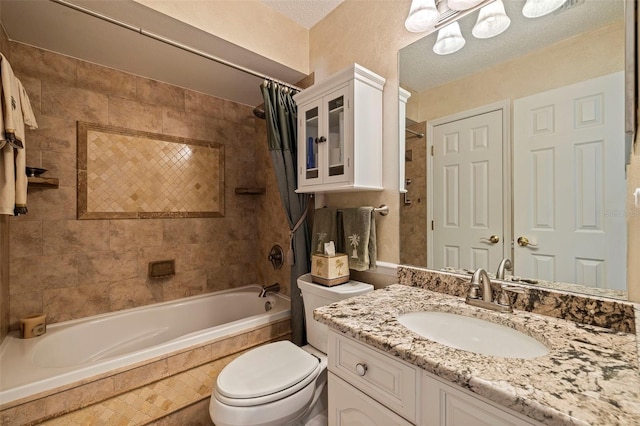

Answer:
[324,204,389,216]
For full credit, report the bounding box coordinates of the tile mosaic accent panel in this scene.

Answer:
[77,122,224,219]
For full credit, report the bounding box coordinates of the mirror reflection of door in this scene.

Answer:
[430,107,506,271]
[513,72,626,289]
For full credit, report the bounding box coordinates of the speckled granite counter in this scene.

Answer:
[314,284,640,426]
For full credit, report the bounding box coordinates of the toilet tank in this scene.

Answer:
[297,273,373,353]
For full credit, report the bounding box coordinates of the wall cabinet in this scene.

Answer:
[293,64,385,193]
[327,330,542,426]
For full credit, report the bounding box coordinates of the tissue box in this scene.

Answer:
[311,253,349,286]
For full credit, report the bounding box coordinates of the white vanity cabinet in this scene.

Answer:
[327,330,543,426]
[421,374,542,426]
[293,64,385,193]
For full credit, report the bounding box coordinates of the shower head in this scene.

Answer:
[253,106,266,119]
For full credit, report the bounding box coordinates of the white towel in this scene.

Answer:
[0,53,38,215]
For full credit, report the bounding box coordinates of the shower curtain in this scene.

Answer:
[261,82,311,346]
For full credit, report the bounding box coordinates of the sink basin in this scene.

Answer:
[398,311,549,359]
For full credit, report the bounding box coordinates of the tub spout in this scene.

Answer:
[259,283,280,297]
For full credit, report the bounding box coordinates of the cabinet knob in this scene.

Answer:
[315,136,327,144]
[355,363,367,376]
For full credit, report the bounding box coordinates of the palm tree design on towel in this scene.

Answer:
[348,234,360,259]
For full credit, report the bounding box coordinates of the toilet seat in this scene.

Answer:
[215,341,321,407]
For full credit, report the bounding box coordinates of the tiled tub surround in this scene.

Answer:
[398,266,636,333]
[0,315,291,425]
[6,40,292,333]
[314,284,640,425]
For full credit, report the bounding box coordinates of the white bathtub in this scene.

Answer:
[0,285,290,405]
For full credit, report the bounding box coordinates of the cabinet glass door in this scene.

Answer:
[326,94,346,179]
[304,106,319,180]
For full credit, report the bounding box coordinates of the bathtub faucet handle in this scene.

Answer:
[259,283,280,297]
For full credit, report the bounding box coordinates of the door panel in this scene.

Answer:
[513,72,626,289]
[432,109,505,271]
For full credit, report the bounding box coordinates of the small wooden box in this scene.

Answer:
[311,253,349,286]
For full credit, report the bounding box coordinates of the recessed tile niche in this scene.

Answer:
[77,122,224,219]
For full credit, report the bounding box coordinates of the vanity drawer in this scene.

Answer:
[327,330,419,423]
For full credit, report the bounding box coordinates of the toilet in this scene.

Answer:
[209,273,373,426]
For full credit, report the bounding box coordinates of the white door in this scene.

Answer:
[431,109,505,271]
[513,72,626,289]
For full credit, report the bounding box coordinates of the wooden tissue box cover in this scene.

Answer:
[311,253,349,286]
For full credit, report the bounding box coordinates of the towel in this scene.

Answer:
[311,207,338,254]
[0,53,37,215]
[342,207,377,271]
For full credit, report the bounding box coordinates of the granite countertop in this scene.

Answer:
[314,284,640,426]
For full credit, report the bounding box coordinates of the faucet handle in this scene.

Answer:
[467,284,480,300]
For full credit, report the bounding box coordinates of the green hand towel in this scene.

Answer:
[311,207,338,254]
[342,207,377,271]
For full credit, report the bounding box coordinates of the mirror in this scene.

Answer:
[399,0,628,299]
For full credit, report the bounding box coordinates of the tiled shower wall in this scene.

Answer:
[5,41,291,331]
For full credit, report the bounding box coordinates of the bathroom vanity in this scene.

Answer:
[315,275,640,425]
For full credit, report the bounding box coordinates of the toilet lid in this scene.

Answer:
[216,341,320,400]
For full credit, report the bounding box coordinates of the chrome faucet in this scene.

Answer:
[465,268,512,313]
[259,283,280,297]
[496,258,512,280]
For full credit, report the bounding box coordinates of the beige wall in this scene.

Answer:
[412,21,624,123]
[628,142,640,302]
[310,0,423,264]
[0,27,10,342]
[133,0,309,74]
[6,42,289,330]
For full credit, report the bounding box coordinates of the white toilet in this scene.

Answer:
[209,273,373,426]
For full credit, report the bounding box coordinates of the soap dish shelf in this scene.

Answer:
[28,176,59,188]
[235,187,266,195]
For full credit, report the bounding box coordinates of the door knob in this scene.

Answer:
[517,236,538,247]
[481,235,500,244]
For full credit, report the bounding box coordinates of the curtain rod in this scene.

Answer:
[49,0,303,92]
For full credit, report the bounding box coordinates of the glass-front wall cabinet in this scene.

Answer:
[298,87,349,188]
[294,63,384,193]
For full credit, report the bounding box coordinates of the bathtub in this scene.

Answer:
[0,285,290,405]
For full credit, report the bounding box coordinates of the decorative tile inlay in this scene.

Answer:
[77,122,224,219]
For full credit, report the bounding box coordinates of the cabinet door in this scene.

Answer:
[329,373,413,426]
[422,374,538,426]
[298,99,323,188]
[321,86,351,185]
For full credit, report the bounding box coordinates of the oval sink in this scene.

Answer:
[398,311,549,359]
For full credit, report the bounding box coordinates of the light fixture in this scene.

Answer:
[522,0,566,18]
[433,22,466,55]
[472,0,511,39]
[446,0,485,11]
[405,0,439,33]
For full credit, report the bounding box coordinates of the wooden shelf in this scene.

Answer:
[234,187,266,195]
[28,176,59,188]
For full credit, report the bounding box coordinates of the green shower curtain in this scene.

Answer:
[261,82,311,346]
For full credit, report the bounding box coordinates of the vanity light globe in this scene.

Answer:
[446,0,485,11]
[433,21,466,55]
[405,0,439,33]
[522,0,565,18]
[472,0,511,39]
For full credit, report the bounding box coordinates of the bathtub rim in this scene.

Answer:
[0,284,291,409]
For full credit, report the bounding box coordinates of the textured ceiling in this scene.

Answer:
[400,0,624,93]
[261,0,344,29]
